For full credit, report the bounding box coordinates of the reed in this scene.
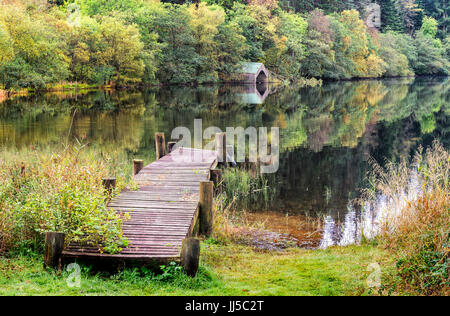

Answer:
[363,140,449,295]
[211,166,280,242]
[220,167,278,211]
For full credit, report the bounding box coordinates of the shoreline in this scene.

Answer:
[0,75,447,103]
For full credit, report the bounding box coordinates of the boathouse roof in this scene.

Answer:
[238,62,265,74]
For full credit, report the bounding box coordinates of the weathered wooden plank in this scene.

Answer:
[64,147,217,261]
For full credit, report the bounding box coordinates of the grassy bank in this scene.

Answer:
[1,142,448,296]
[365,141,449,295]
[0,243,393,296]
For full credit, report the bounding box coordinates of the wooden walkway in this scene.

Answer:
[63,147,218,262]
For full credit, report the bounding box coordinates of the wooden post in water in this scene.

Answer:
[155,133,166,160]
[215,132,226,164]
[210,169,222,195]
[168,141,176,153]
[180,237,200,277]
[133,159,144,176]
[199,181,214,236]
[102,178,116,196]
[44,232,65,269]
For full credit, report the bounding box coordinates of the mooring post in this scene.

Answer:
[44,232,65,270]
[215,132,226,164]
[168,141,176,153]
[155,133,166,160]
[180,237,200,277]
[102,178,116,197]
[199,181,214,236]
[20,162,25,176]
[210,169,222,195]
[133,159,144,176]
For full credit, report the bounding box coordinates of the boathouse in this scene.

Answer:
[235,62,269,84]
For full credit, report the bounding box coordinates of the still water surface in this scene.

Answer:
[1,77,448,247]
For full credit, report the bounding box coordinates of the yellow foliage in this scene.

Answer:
[366,53,387,78]
[187,2,225,43]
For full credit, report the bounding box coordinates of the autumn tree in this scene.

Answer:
[96,17,145,84]
[186,3,226,83]
[0,22,14,68]
[0,4,69,89]
[274,11,308,79]
[300,10,335,78]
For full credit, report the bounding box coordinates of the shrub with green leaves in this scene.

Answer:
[0,146,129,254]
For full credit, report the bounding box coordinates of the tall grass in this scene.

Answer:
[363,140,449,295]
[220,167,278,211]
[0,144,133,255]
[212,166,279,242]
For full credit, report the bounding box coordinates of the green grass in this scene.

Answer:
[0,242,394,296]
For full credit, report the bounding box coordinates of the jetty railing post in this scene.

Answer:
[155,133,166,160]
[199,181,214,236]
[210,169,222,195]
[168,141,176,153]
[133,159,144,176]
[180,237,200,277]
[215,132,226,164]
[102,178,116,197]
[44,232,65,270]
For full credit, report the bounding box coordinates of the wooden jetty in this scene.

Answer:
[57,133,227,275]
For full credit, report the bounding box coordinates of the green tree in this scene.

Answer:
[413,32,449,75]
[379,32,414,76]
[229,3,282,63]
[186,3,226,83]
[328,10,385,78]
[0,22,14,68]
[300,10,335,78]
[66,16,100,83]
[420,0,449,38]
[0,5,69,90]
[215,21,249,77]
[396,0,422,35]
[95,16,145,84]
[377,0,404,32]
[420,16,438,38]
[151,4,200,84]
[274,11,308,80]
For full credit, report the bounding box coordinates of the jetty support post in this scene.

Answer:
[215,132,226,165]
[180,237,200,277]
[102,178,116,197]
[210,169,222,195]
[133,159,144,176]
[44,232,65,270]
[20,162,25,176]
[199,181,214,236]
[155,133,166,160]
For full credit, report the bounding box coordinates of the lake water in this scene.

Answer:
[1,77,448,247]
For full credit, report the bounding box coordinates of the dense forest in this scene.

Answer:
[0,0,448,89]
